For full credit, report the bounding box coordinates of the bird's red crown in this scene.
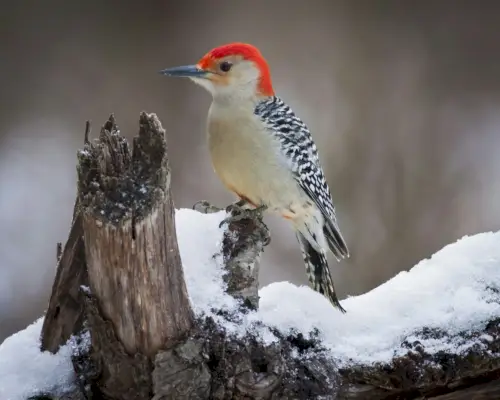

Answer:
[198,43,274,96]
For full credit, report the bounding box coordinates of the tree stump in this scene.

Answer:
[78,113,193,356]
[78,113,196,398]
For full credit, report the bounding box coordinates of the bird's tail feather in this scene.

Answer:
[323,219,349,261]
[296,232,346,313]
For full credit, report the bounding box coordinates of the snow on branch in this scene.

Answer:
[176,211,500,398]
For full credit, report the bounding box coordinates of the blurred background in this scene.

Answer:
[1,0,500,343]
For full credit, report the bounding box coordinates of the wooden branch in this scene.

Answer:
[221,215,269,311]
[193,200,270,310]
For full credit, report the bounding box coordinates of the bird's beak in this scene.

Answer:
[159,64,209,78]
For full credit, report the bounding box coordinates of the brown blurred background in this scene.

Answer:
[1,0,500,343]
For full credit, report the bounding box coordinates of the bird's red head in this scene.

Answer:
[197,43,274,96]
[160,43,274,98]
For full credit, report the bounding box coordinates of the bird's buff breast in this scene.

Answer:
[207,113,300,210]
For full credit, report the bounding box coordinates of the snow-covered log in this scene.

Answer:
[1,113,500,400]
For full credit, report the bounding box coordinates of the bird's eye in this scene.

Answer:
[219,61,232,72]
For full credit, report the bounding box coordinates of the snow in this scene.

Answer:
[176,209,240,316]
[0,318,75,400]
[2,207,500,399]
[178,209,500,365]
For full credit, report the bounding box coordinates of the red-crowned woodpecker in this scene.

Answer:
[160,43,349,312]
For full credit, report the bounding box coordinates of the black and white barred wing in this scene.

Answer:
[254,96,349,259]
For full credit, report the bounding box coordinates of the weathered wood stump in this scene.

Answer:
[78,113,193,355]
[38,113,500,400]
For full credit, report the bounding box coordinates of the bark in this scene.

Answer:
[38,113,500,400]
[337,320,500,399]
[40,206,87,353]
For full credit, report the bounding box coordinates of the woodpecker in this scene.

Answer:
[160,43,349,312]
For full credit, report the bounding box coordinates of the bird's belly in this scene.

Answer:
[208,123,305,214]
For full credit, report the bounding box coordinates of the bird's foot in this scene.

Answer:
[224,199,248,214]
[219,202,268,228]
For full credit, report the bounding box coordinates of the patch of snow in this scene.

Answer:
[256,232,500,366]
[68,328,91,358]
[77,149,90,157]
[176,209,240,318]
[178,209,500,365]
[0,318,75,400]
[80,285,91,295]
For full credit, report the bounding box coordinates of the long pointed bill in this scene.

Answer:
[159,64,208,78]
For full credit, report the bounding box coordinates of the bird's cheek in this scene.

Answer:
[210,74,231,87]
[190,77,215,93]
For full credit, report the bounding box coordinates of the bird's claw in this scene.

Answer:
[224,199,247,214]
[219,203,268,228]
